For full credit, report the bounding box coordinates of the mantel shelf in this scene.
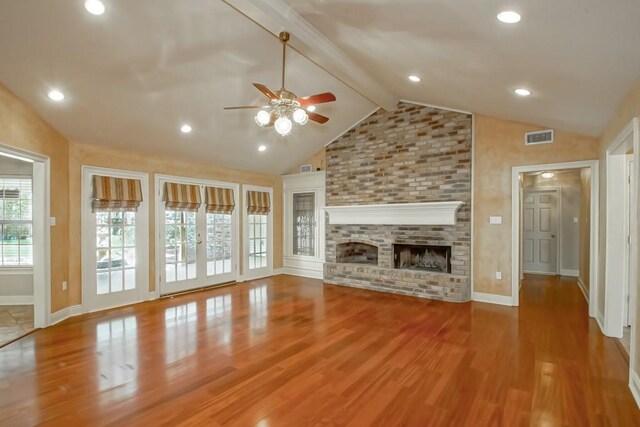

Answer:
[323,202,464,226]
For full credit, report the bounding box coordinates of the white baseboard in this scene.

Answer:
[577,278,589,303]
[50,304,82,326]
[237,270,275,283]
[145,291,158,301]
[561,269,579,277]
[472,292,514,306]
[0,295,34,305]
[630,370,640,410]
[277,267,324,280]
[523,270,556,276]
[597,311,606,335]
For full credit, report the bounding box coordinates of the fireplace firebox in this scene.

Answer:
[336,242,379,265]
[393,244,451,273]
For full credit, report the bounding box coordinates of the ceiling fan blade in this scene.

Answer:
[308,112,330,124]
[296,92,336,107]
[253,83,278,101]
[223,106,263,110]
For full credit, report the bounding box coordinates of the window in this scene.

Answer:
[248,214,267,269]
[292,192,315,256]
[95,212,136,294]
[164,211,197,282]
[0,177,33,267]
[207,213,232,276]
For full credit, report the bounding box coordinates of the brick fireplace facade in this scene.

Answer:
[324,102,472,302]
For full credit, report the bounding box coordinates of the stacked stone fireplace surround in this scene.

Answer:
[323,102,472,302]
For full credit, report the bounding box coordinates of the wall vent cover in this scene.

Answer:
[525,129,554,145]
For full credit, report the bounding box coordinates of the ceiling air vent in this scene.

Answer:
[525,129,554,145]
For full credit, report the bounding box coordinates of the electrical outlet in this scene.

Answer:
[62,281,67,291]
[495,272,502,280]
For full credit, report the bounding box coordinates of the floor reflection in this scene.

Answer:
[165,302,197,364]
[206,294,232,346]
[249,285,268,337]
[95,316,138,397]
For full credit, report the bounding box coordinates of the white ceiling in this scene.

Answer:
[280,0,640,136]
[0,0,376,175]
[1,1,639,175]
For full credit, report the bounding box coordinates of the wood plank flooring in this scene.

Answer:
[0,274,638,426]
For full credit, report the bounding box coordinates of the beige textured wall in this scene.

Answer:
[286,148,326,174]
[579,168,591,291]
[473,115,599,295]
[0,83,71,312]
[68,141,283,303]
[598,75,640,374]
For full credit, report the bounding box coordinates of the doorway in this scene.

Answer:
[605,118,638,349]
[155,175,239,296]
[0,145,50,334]
[511,161,599,314]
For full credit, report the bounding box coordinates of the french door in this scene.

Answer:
[82,167,149,312]
[157,176,238,295]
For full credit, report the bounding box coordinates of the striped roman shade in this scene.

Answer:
[247,190,270,214]
[91,175,143,212]
[162,183,202,212]
[205,187,235,214]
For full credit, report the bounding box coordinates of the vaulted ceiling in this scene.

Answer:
[1,0,639,175]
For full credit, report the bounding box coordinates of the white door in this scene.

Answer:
[158,177,238,295]
[83,168,149,312]
[523,190,558,274]
[243,185,273,280]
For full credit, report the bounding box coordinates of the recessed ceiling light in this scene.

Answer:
[180,124,192,134]
[84,0,105,15]
[258,145,267,152]
[497,11,521,24]
[47,89,65,102]
[307,106,316,112]
[408,75,421,83]
[514,88,532,97]
[541,172,555,179]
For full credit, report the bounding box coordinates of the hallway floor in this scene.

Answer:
[0,274,638,425]
[0,305,34,347]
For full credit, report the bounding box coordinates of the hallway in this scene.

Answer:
[0,274,638,425]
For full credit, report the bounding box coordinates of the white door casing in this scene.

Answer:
[523,189,559,275]
[82,166,149,313]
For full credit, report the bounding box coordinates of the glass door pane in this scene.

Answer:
[292,192,315,256]
[248,214,267,270]
[207,213,232,276]
[95,211,136,295]
[164,211,197,283]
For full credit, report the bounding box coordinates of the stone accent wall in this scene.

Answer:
[324,102,472,302]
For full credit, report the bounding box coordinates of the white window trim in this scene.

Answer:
[0,174,34,270]
[81,166,150,313]
[154,174,240,297]
[242,184,274,281]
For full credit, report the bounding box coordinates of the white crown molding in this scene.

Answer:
[324,202,464,226]
[222,0,397,110]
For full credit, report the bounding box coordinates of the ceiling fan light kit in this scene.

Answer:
[225,32,336,136]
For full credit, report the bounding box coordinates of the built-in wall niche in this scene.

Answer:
[393,244,451,273]
[336,242,379,265]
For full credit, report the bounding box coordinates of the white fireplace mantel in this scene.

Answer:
[323,201,464,226]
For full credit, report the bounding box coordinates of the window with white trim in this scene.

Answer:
[0,177,33,267]
[248,214,267,270]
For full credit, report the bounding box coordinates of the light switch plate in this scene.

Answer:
[49,217,56,226]
[496,272,502,280]
[573,217,579,223]
[489,216,503,225]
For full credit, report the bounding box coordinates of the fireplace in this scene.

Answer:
[393,244,451,273]
[336,242,379,265]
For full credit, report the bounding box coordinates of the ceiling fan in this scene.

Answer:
[224,31,336,136]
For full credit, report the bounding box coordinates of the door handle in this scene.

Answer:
[551,235,556,238]
[197,239,203,245]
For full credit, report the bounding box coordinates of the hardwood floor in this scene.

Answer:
[0,274,638,426]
